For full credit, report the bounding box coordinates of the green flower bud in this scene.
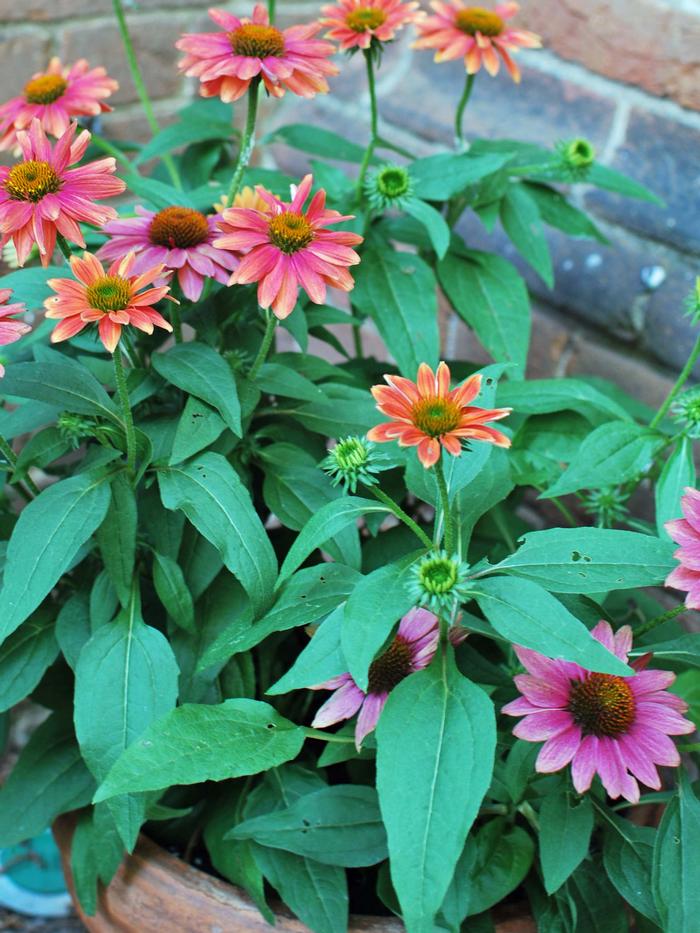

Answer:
[684,277,700,326]
[557,137,596,181]
[672,386,700,438]
[57,411,96,449]
[224,348,252,374]
[582,487,628,528]
[365,163,413,211]
[409,551,472,612]
[321,436,383,493]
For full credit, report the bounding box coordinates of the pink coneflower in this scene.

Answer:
[413,2,541,83]
[502,622,694,803]
[367,361,511,468]
[0,58,118,152]
[176,5,338,103]
[311,608,439,747]
[665,487,700,610]
[214,174,363,320]
[97,206,238,302]
[0,289,31,376]
[44,251,173,354]
[0,120,125,267]
[320,0,424,51]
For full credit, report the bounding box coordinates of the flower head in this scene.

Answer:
[557,137,596,181]
[367,361,511,468]
[311,607,439,747]
[320,0,424,52]
[582,487,628,529]
[214,174,363,319]
[413,2,541,83]
[44,251,173,353]
[0,120,125,267]
[409,550,472,612]
[365,163,414,211]
[0,58,118,152]
[97,206,238,302]
[321,435,385,493]
[176,5,338,103]
[672,388,700,439]
[0,289,31,376]
[665,487,700,609]
[502,621,694,803]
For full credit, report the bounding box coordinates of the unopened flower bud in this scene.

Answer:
[365,163,413,211]
[582,487,628,528]
[672,386,700,439]
[409,551,472,612]
[557,137,596,181]
[321,435,383,493]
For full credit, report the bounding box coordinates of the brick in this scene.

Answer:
[58,14,188,106]
[1,0,110,20]
[585,109,700,256]
[517,0,700,111]
[0,29,52,99]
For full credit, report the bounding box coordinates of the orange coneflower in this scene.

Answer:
[320,0,424,52]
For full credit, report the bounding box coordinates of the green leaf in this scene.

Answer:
[96,472,137,607]
[1,360,120,423]
[474,576,630,674]
[0,611,58,712]
[0,471,111,643]
[588,162,663,205]
[93,699,306,801]
[466,820,534,916]
[342,559,416,692]
[543,421,665,498]
[497,378,631,424]
[493,526,676,592]
[438,251,530,378]
[631,634,700,667]
[135,116,233,164]
[524,183,608,243]
[231,785,387,867]
[353,245,439,378]
[278,497,390,585]
[257,361,325,401]
[376,650,496,932]
[0,710,95,847]
[500,183,554,287]
[568,858,628,933]
[656,438,695,538]
[55,592,92,671]
[158,453,277,615]
[13,426,70,478]
[263,123,376,164]
[454,446,513,551]
[404,197,450,259]
[70,805,125,916]
[539,788,593,893]
[652,771,700,932]
[438,840,477,931]
[170,396,226,465]
[151,342,242,436]
[603,819,659,924]
[409,152,510,200]
[153,552,195,633]
[0,264,64,307]
[120,173,196,210]
[267,604,347,696]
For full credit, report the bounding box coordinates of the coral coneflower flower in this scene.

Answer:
[413,2,541,83]
[0,289,31,376]
[44,251,173,353]
[367,361,511,469]
[97,206,238,302]
[0,58,118,152]
[665,487,700,610]
[0,120,125,267]
[320,0,424,51]
[311,608,439,748]
[502,622,694,803]
[176,5,338,103]
[214,174,363,320]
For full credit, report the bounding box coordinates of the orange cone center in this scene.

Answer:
[367,637,413,693]
[150,206,210,249]
[5,160,60,202]
[455,7,504,36]
[229,23,285,58]
[24,74,68,105]
[568,674,635,738]
[86,276,132,313]
[268,211,314,254]
[346,7,387,32]
[411,397,461,437]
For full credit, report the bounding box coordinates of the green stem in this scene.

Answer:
[352,323,363,358]
[112,349,137,476]
[227,77,261,207]
[434,456,455,554]
[0,434,40,498]
[112,0,181,189]
[454,72,475,151]
[650,332,700,430]
[633,603,686,639]
[248,310,276,380]
[303,727,355,744]
[55,233,73,263]
[267,0,276,21]
[368,485,433,549]
[357,50,379,196]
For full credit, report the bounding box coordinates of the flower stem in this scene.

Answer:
[357,50,379,196]
[454,72,475,151]
[634,603,686,639]
[650,332,700,430]
[267,0,276,21]
[55,233,73,263]
[111,0,181,190]
[227,77,261,208]
[303,727,355,744]
[0,434,40,498]
[368,485,433,549]
[112,348,137,476]
[248,309,276,380]
[434,456,455,554]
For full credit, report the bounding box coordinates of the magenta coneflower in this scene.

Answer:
[0,120,125,267]
[0,289,31,376]
[413,2,541,83]
[311,607,439,748]
[44,251,173,354]
[176,5,338,103]
[0,58,118,152]
[665,487,700,610]
[214,174,363,320]
[321,0,424,51]
[97,206,239,302]
[502,621,694,803]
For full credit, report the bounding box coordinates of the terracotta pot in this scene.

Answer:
[53,814,536,933]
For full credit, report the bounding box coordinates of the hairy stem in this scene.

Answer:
[248,309,276,380]
[434,456,455,554]
[357,51,379,196]
[0,434,40,498]
[226,77,261,208]
[368,485,433,549]
[113,348,137,476]
[633,603,686,639]
[650,332,700,430]
[454,72,475,151]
